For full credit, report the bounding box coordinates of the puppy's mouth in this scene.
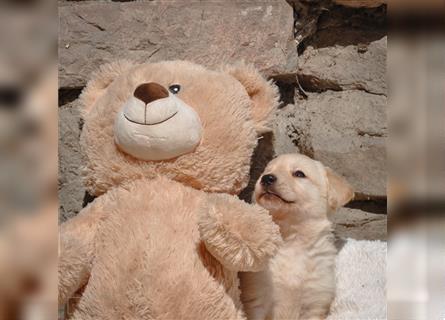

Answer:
[259,191,294,204]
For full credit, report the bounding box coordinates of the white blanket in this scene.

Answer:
[327,239,387,320]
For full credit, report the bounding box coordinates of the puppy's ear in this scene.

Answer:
[223,62,279,135]
[325,167,354,212]
[80,60,134,119]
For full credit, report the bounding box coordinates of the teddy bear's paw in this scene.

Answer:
[198,193,282,272]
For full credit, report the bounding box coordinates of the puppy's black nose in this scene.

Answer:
[261,174,276,186]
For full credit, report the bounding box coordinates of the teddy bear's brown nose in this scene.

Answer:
[134,82,169,104]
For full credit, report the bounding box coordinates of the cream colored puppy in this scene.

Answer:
[240,153,354,320]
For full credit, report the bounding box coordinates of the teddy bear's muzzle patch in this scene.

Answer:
[113,83,203,161]
[122,83,178,126]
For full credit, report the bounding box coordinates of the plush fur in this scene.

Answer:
[240,154,354,320]
[59,60,282,319]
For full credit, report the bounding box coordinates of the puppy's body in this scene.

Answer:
[241,222,336,320]
[240,154,353,320]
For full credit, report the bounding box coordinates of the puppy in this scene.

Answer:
[240,153,354,320]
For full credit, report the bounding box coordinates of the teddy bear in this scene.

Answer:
[59,60,283,319]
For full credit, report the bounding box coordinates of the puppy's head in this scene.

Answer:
[254,154,354,221]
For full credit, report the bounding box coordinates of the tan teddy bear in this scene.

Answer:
[59,60,283,319]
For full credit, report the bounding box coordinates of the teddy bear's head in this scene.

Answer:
[80,60,278,195]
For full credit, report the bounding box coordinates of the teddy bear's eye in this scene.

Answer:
[169,84,181,94]
[293,170,306,178]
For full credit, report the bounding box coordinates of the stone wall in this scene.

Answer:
[59,0,387,240]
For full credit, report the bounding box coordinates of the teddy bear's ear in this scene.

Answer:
[79,60,134,118]
[223,63,279,135]
[325,167,354,213]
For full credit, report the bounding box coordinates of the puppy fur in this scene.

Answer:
[240,153,354,320]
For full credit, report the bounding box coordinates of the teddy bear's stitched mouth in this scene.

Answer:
[123,111,178,126]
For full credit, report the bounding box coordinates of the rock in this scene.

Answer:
[332,207,387,241]
[59,0,296,89]
[300,5,386,53]
[272,103,311,156]
[273,90,386,197]
[298,37,387,95]
[58,101,85,222]
[288,0,386,49]
[287,0,386,8]
[333,0,386,8]
[239,132,275,203]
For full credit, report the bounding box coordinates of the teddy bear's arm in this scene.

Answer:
[198,193,282,272]
[59,197,106,305]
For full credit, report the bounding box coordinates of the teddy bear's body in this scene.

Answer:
[63,178,246,319]
[59,61,281,319]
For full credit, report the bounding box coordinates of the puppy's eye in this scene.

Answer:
[293,170,306,178]
[169,84,181,94]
